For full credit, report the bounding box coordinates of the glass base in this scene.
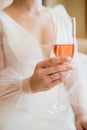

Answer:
[48,102,70,115]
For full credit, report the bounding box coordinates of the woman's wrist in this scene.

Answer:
[22,77,32,94]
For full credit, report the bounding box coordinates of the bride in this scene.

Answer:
[0,0,87,130]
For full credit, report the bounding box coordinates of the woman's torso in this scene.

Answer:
[0,5,76,130]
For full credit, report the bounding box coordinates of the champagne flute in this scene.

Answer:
[48,17,76,114]
[53,44,74,58]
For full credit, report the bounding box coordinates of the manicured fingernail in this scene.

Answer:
[66,57,72,61]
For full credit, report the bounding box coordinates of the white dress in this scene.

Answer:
[0,5,87,130]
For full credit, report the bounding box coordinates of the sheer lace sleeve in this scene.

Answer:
[0,27,31,109]
[0,35,22,105]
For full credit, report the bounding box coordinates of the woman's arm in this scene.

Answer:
[0,33,25,107]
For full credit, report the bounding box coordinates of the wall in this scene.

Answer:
[46,0,87,38]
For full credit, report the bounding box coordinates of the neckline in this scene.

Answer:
[1,8,56,46]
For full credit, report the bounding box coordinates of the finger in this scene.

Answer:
[49,70,72,81]
[47,73,71,89]
[45,78,63,89]
[44,63,73,75]
[49,77,67,88]
[43,72,72,90]
[38,57,71,68]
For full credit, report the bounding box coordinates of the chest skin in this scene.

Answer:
[3,7,55,45]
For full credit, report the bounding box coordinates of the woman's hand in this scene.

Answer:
[76,113,87,130]
[30,57,73,93]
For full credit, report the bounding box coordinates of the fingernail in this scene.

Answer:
[66,57,72,61]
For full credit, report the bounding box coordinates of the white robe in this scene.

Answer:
[0,5,87,130]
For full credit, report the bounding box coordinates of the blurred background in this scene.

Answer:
[43,0,87,38]
[43,0,87,54]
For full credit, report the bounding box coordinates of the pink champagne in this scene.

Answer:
[53,44,74,58]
